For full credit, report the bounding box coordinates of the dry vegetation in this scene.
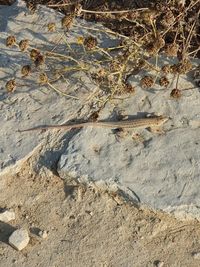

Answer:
[4,0,200,108]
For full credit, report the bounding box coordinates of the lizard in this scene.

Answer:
[18,115,168,132]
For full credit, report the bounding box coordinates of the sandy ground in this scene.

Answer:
[1,159,200,267]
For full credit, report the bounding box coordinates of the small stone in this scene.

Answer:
[153,260,164,267]
[38,230,48,239]
[192,252,200,259]
[0,209,15,222]
[9,229,30,251]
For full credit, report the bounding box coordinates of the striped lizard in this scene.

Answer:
[19,115,168,132]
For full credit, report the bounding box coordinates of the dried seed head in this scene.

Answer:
[115,12,128,21]
[47,22,56,32]
[61,15,74,30]
[146,35,165,55]
[126,11,139,21]
[140,76,154,89]
[155,35,165,50]
[146,43,159,56]
[161,64,172,74]
[176,59,193,74]
[34,54,45,67]
[6,35,16,47]
[6,79,16,93]
[30,49,40,61]
[109,58,123,72]
[141,10,157,24]
[164,43,179,57]
[170,88,181,98]
[122,82,135,94]
[19,39,29,52]
[155,3,169,12]
[39,73,48,84]
[160,10,175,28]
[171,64,179,74]
[91,68,107,83]
[159,76,169,87]
[83,36,97,50]
[21,65,31,77]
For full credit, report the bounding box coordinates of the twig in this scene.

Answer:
[47,82,79,99]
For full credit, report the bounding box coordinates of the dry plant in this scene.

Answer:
[4,0,200,106]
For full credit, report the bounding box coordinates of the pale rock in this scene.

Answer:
[192,252,200,259]
[9,229,30,251]
[0,209,15,222]
[38,230,48,239]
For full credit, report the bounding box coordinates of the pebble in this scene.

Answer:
[9,229,30,251]
[153,260,164,267]
[192,252,200,259]
[0,209,15,222]
[38,230,48,239]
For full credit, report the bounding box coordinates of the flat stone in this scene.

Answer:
[0,209,15,222]
[9,228,30,251]
[57,60,200,219]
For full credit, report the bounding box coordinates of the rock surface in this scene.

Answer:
[1,0,200,220]
[9,228,30,251]
[0,209,15,222]
[0,0,117,175]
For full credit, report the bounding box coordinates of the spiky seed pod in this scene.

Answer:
[83,36,97,50]
[30,49,40,61]
[155,3,169,12]
[141,10,157,24]
[164,43,179,57]
[19,39,29,52]
[159,76,169,87]
[146,43,159,56]
[47,23,56,32]
[140,76,154,89]
[21,65,31,77]
[126,11,139,21]
[115,12,128,21]
[176,59,193,74]
[61,15,74,30]
[122,82,135,94]
[34,54,45,67]
[171,64,179,74]
[39,73,48,84]
[155,35,165,50]
[170,88,181,98]
[160,10,175,28]
[146,35,165,55]
[109,59,122,72]
[161,64,172,74]
[5,79,16,93]
[6,35,16,47]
